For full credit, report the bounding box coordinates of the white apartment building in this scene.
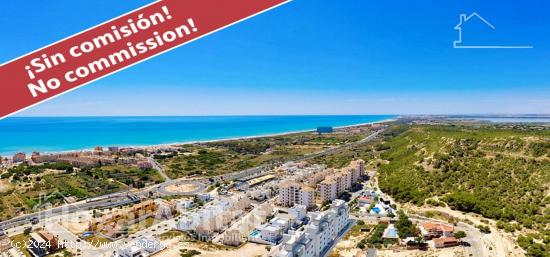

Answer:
[254,215,292,244]
[258,223,284,243]
[177,196,251,239]
[279,182,316,208]
[225,200,275,246]
[272,199,350,257]
[288,205,307,221]
[301,187,315,208]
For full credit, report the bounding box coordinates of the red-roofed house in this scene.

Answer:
[433,237,460,248]
[420,222,454,239]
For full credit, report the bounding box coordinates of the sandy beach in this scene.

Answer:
[0,118,395,158]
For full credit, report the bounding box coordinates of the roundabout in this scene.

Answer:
[156,179,207,196]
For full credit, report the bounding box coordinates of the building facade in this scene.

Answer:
[318,179,337,203]
[272,199,350,257]
[279,182,316,208]
[12,153,26,163]
[317,160,364,203]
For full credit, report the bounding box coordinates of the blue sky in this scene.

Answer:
[1,0,549,116]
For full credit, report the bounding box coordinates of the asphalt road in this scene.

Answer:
[156,179,207,196]
[148,157,171,181]
[0,128,385,232]
[409,215,485,257]
[367,173,487,257]
[0,175,210,230]
[0,192,135,231]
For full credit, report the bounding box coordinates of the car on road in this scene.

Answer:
[30,217,39,224]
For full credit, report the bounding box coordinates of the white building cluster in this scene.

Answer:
[250,205,308,245]
[270,199,351,257]
[278,161,308,173]
[177,196,251,240]
[247,187,274,201]
[221,200,275,246]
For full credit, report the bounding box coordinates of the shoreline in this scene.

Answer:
[0,118,396,158]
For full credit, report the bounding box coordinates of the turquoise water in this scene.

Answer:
[448,115,550,123]
[386,227,398,238]
[250,230,260,237]
[0,115,394,156]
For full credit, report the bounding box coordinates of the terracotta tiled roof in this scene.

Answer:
[422,222,454,232]
[434,237,458,244]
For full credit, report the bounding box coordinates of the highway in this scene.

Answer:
[147,157,171,181]
[0,191,135,231]
[0,127,385,232]
[291,128,385,162]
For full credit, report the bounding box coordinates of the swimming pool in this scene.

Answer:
[387,228,398,237]
[250,230,260,237]
[81,231,94,238]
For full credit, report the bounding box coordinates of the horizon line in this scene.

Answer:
[7,113,550,118]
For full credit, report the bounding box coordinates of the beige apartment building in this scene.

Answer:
[318,159,365,203]
[350,159,365,177]
[280,159,366,207]
[278,182,316,208]
[306,168,331,187]
[319,178,337,203]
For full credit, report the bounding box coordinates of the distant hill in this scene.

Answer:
[378,124,549,256]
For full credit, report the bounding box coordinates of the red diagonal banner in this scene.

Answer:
[0,0,290,119]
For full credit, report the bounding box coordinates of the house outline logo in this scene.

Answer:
[453,12,533,49]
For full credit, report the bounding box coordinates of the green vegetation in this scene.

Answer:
[425,198,445,207]
[10,233,32,257]
[476,224,491,234]
[378,124,550,254]
[311,142,376,168]
[454,230,467,239]
[2,162,73,180]
[128,217,156,234]
[60,250,74,257]
[496,220,521,233]
[158,230,186,240]
[395,210,418,238]
[157,127,374,178]
[344,221,371,240]
[0,164,163,220]
[90,165,164,188]
[180,249,201,257]
[311,124,407,170]
[364,223,391,248]
[517,234,550,257]
[84,235,112,246]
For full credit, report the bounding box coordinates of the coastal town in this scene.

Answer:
[0,121,547,257]
[2,0,550,257]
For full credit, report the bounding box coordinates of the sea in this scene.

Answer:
[447,115,550,123]
[0,115,394,156]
